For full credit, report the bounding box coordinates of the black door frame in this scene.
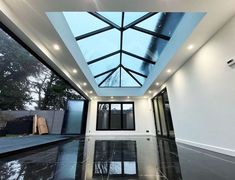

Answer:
[61,99,89,135]
[152,88,175,139]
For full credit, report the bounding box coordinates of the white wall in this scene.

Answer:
[86,98,156,136]
[164,16,235,156]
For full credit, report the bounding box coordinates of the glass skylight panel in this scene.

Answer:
[121,68,140,87]
[95,73,110,85]
[123,29,158,61]
[124,12,148,26]
[100,68,120,87]
[63,12,108,37]
[89,54,120,76]
[130,72,146,85]
[136,13,162,32]
[64,11,184,87]
[122,54,151,76]
[98,12,122,26]
[137,13,184,36]
[77,29,120,61]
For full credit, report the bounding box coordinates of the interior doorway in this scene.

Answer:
[152,88,175,139]
[62,100,88,135]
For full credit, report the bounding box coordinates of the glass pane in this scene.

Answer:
[122,54,151,76]
[77,29,120,61]
[163,91,175,138]
[123,28,167,62]
[100,68,120,87]
[63,100,84,134]
[124,12,147,26]
[129,72,146,85]
[95,72,111,85]
[136,12,184,37]
[124,162,136,175]
[109,162,122,175]
[157,96,168,136]
[97,103,109,129]
[121,68,140,87]
[63,12,108,37]
[136,13,162,31]
[110,104,121,129]
[98,12,122,26]
[153,98,162,135]
[122,104,134,129]
[89,54,120,76]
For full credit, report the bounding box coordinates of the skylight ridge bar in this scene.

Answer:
[122,66,142,86]
[88,50,120,65]
[122,66,147,78]
[122,50,156,64]
[98,65,120,86]
[123,12,158,30]
[94,67,117,78]
[120,12,125,87]
[88,12,121,30]
[75,26,113,41]
[132,26,171,41]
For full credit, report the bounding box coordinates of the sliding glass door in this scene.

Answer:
[152,88,175,139]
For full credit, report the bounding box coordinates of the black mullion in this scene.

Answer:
[123,12,157,30]
[108,103,111,130]
[75,26,113,41]
[88,12,121,30]
[122,50,156,64]
[121,103,123,129]
[88,50,120,65]
[123,66,147,78]
[131,26,171,41]
[94,67,116,78]
[122,66,142,86]
[98,66,119,86]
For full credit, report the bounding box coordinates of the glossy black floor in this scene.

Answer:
[0,136,235,180]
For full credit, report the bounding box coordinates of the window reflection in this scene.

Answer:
[93,140,138,178]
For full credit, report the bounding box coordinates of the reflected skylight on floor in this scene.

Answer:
[63,12,184,87]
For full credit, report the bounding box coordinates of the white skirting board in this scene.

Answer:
[176,138,235,157]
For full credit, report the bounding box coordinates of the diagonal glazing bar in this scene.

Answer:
[122,65,147,78]
[98,65,120,86]
[88,50,121,65]
[122,66,142,86]
[123,12,158,30]
[132,26,170,41]
[75,26,113,41]
[122,50,156,64]
[94,67,118,78]
[88,12,121,30]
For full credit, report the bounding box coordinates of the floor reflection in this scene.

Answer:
[93,141,138,178]
[0,136,235,180]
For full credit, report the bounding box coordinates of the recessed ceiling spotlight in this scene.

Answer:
[72,69,77,74]
[111,96,114,99]
[53,44,60,50]
[156,82,160,86]
[83,82,87,86]
[148,90,152,94]
[127,96,130,99]
[89,91,93,94]
[166,69,172,73]
[187,44,194,50]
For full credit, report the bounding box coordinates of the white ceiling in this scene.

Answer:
[1,0,235,99]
